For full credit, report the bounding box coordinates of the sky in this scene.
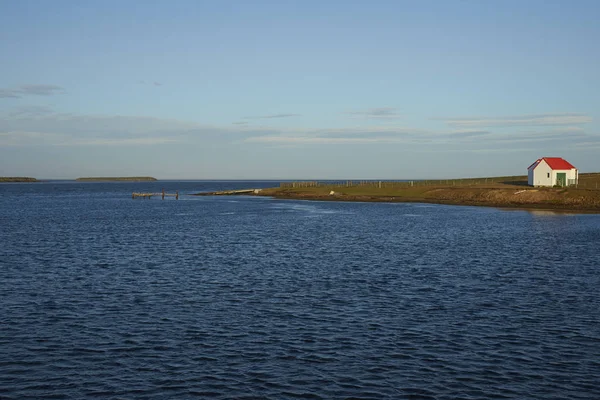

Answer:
[0,0,599,179]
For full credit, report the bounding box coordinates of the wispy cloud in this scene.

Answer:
[0,106,276,147]
[3,105,597,155]
[247,136,391,145]
[0,131,69,146]
[489,127,588,143]
[243,113,301,120]
[246,126,429,145]
[571,135,600,149]
[346,107,401,119]
[0,108,200,147]
[0,84,65,98]
[244,124,599,150]
[0,89,20,98]
[137,80,163,87]
[63,137,178,146]
[313,126,422,138]
[439,113,592,128]
[0,131,180,147]
[8,105,55,118]
[445,130,491,139]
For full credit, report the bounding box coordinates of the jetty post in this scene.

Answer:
[132,190,179,200]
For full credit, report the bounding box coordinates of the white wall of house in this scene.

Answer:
[529,160,552,186]
[529,160,578,187]
[527,166,535,186]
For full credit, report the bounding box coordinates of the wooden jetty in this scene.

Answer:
[194,189,260,196]
[132,189,179,200]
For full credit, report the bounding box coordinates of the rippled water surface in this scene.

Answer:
[2,181,600,399]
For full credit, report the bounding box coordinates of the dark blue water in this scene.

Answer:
[1,181,600,399]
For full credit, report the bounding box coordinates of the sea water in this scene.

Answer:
[1,181,600,399]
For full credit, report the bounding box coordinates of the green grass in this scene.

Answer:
[279,172,600,190]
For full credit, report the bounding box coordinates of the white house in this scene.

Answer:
[527,157,578,187]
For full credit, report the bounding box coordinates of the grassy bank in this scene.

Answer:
[257,173,600,212]
[0,177,38,182]
[75,176,157,181]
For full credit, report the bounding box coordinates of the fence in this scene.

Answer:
[280,177,522,189]
[578,181,600,190]
[280,176,600,190]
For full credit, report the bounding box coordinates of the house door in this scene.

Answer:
[556,172,566,187]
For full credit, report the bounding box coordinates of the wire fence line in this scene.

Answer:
[280,178,519,189]
[579,181,600,190]
[279,178,600,190]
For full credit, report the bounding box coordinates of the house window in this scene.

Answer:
[547,173,550,178]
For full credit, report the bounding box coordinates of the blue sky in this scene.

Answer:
[1,0,598,179]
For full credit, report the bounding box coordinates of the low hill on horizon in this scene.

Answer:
[0,177,38,182]
[75,177,157,182]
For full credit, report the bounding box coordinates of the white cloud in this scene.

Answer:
[245,125,424,145]
[243,113,301,120]
[8,105,55,118]
[0,109,203,147]
[0,130,180,147]
[62,137,179,146]
[0,106,280,147]
[2,106,596,156]
[243,123,598,151]
[440,113,592,128]
[346,107,401,119]
[0,84,65,98]
[0,131,68,146]
[247,136,390,144]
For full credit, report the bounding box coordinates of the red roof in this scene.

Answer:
[528,157,576,170]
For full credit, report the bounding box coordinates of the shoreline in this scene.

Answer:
[253,186,600,214]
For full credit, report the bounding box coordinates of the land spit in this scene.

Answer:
[193,189,262,196]
[191,174,600,212]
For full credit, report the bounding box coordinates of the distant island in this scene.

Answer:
[0,177,38,182]
[76,177,157,182]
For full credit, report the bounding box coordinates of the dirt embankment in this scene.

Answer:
[421,187,600,210]
[258,186,600,212]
